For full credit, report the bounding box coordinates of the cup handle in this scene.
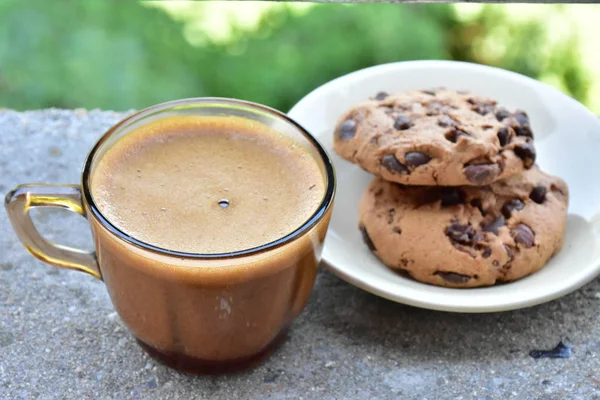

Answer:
[5,184,101,279]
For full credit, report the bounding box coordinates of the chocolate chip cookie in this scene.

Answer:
[358,166,568,288]
[334,89,536,186]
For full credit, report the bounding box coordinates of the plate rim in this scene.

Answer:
[320,256,600,313]
[289,60,600,123]
[290,60,600,313]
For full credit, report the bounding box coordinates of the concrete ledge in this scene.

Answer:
[1,109,599,399]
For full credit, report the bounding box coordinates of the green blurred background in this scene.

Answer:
[1,1,598,113]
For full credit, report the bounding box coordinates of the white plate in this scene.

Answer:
[289,60,600,313]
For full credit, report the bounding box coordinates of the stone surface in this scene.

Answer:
[1,109,599,400]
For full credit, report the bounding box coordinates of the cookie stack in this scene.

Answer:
[333,89,568,288]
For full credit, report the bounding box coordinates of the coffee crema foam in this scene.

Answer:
[91,115,325,254]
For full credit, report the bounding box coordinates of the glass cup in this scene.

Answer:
[5,98,335,374]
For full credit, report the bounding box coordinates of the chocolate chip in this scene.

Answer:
[438,115,458,127]
[482,247,492,258]
[422,89,436,96]
[435,271,471,284]
[446,223,479,245]
[529,186,547,204]
[472,103,495,116]
[501,199,525,218]
[514,110,529,125]
[464,163,501,185]
[515,126,533,138]
[405,151,431,167]
[393,115,412,130]
[497,127,511,146]
[381,154,408,174]
[393,227,402,234]
[512,224,535,248]
[495,108,511,121]
[445,128,470,143]
[359,225,376,252]
[482,216,505,235]
[513,111,533,138]
[503,244,513,260]
[440,188,465,207]
[514,143,536,167]
[337,120,356,140]
[375,91,389,101]
[470,198,486,216]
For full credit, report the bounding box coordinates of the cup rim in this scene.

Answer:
[81,97,336,260]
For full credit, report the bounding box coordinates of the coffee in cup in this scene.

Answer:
[5,98,335,373]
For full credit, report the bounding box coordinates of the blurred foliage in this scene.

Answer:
[0,1,594,112]
[0,0,203,109]
[446,5,590,104]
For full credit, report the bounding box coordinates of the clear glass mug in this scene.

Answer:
[4,98,335,373]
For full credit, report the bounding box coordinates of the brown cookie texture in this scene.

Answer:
[357,166,568,288]
[334,88,536,186]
